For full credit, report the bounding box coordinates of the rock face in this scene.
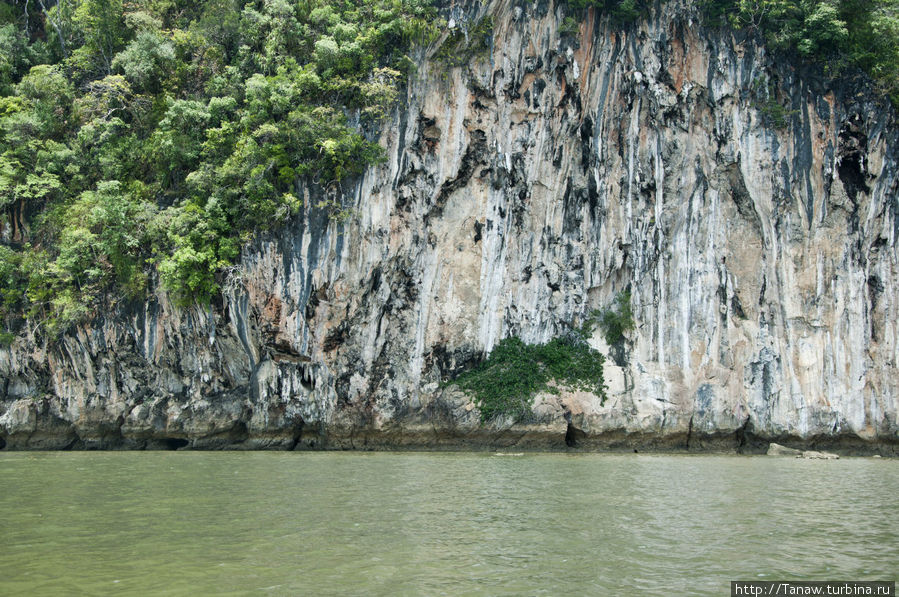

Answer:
[767,443,802,457]
[2,0,898,452]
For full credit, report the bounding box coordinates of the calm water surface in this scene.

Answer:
[0,452,896,595]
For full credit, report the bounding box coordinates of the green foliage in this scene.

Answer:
[435,16,494,67]
[564,0,650,25]
[590,291,635,346]
[751,78,798,128]
[560,16,581,36]
[111,30,176,93]
[847,0,899,105]
[0,246,27,319]
[12,65,75,139]
[70,0,129,76]
[0,0,439,335]
[699,0,899,104]
[0,24,40,96]
[451,334,607,423]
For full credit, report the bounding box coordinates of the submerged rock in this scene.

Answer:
[767,443,802,457]
[799,450,840,460]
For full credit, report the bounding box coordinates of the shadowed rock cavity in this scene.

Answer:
[161,438,190,450]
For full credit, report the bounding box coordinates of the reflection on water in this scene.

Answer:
[1,452,896,595]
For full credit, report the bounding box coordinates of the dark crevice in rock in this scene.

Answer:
[837,117,870,205]
[868,275,883,341]
[428,129,487,221]
[736,416,750,449]
[162,438,189,450]
[730,294,746,319]
[838,153,868,204]
[560,178,586,235]
[299,364,315,392]
[723,161,762,235]
[287,419,305,451]
[295,419,328,450]
[608,337,630,368]
[303,283,329,323]
[322,322,348,352]
[685,414,694,450]
[580,115,594,169]
[230,421,249,445]
[564,411,585,448]
[735,416,767,453]
[427,344,480,380]
[369,266,382,293]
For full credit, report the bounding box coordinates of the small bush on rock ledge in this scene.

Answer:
[450,334,607,423]
[594,291,635,347]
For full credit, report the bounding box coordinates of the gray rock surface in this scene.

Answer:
[767,443,802,457]
[1,0,898,452]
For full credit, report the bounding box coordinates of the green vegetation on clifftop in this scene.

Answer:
[697,0,899,104]
[0,0,437,335]
[568,1,899,103]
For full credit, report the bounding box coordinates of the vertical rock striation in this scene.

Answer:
[2,0,898,452]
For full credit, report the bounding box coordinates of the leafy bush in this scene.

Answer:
[751,78,797,128]
[592,291,635,346]
[451,334,607,423]
[434,16,494,67]
[560,16,581,36]
[564,0,650,25]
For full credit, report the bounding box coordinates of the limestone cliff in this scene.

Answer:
[2,0,898,452]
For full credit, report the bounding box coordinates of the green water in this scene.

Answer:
[0,452,896,595]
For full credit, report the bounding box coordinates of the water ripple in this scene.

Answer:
[0,452,896,595]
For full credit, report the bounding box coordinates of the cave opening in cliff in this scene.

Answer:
[161,438,189,450]
[565,422,586,448]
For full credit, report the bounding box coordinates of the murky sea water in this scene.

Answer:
[1,452,896,595]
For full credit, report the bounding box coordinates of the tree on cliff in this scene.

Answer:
[0,0,439,337]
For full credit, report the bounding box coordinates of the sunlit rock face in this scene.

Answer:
[2,0,898,452]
